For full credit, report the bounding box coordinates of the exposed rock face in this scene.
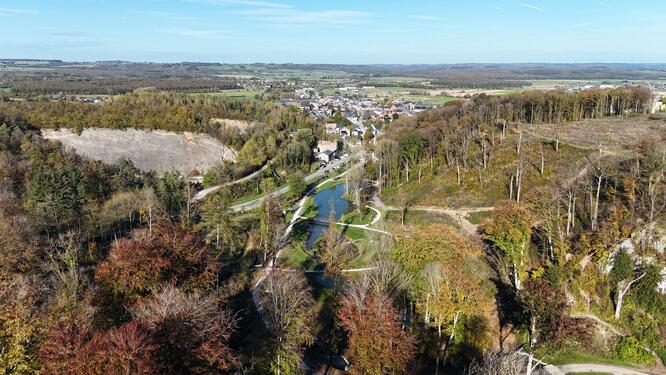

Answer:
[43,128,236,174]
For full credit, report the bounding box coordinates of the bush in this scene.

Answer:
[616,336,654,365]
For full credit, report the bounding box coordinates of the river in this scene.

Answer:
[305,183,350,250]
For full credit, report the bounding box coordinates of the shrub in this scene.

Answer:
[616,336,654,365]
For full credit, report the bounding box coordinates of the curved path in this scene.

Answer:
[372,195,494,235]
[303,205,391,236]
[545,363,651,375]
[229,155,351,212]
[193,162,270,201]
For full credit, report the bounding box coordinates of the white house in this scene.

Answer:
[314,141,338,163]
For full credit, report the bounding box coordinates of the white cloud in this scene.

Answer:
[521,3,545,12]
[157,28,233,39]
[493,6,503,11]
[0,7,37,16]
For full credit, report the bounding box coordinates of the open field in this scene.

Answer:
[524,115,666,156]
[43,128,236,174]
[214,65,358,80]
[190,89,263,98]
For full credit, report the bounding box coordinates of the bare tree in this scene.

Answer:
[318,213,358,277]
[47,231,84,309]
[258,271,314,374]
[590,163,605,231]
[614,272,647,319]
[346,164,367,215]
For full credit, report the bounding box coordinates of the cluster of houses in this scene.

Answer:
[275,87,434,165]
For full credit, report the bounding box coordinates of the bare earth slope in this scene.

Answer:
[43,128,236,174]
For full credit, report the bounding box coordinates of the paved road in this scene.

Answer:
[545,363,652,375]
[193,162,270,201]
[229,155,350,212]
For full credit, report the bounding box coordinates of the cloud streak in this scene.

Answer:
[521,3,545,12]
[186,0,290,8]
[136,11,197,20]
[0,7,37,16]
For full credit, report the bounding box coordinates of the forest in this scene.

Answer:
[0,93,321,193]
[0,84,664,375]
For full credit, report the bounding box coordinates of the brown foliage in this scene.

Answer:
[132,286,237,374]
[338,285,416,375]
[40,318,158,375]
[95,221,218,308]
[520,279,594,350]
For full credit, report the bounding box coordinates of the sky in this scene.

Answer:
[1,0,665,64]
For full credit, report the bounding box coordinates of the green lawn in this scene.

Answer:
[299,197,318,219]
[280,243,317,270]
[566,372,612,375]
[340,209,375,225]
[541,350,639,368]
[314,179,343,194]
[466,210,492,225]
[384,210,460,229]
[341,226,366,241]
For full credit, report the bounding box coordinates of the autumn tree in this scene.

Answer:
[483,201,532,290]
[257,270,314,375]
[0,277,43,375]
[198,188,242,254]
[338,284,416,375]
[259,195,285,264]
[95,222,218,311]
[317,212,358,279]
[132,286,237,374]
[392,224,491,371]
[519,279,592,351]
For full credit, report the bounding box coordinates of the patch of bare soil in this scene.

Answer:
[43,128,236,174]
[522,116,666,156]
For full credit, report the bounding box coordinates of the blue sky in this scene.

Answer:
[1,0,665,63]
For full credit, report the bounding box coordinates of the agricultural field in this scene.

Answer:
[190,89,264,99]
[214,64,359,80]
